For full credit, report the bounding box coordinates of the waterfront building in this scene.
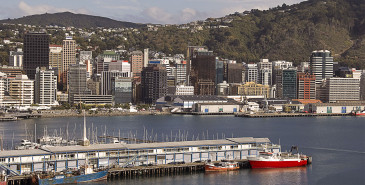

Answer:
[304,102,365,113]
[310,50,334,85]
[49,45,63,82]
[0,137,276,175]
[0,74,4,104]
[23,32,50,79]
[190,50,216,95]
[326,77,360,103]
[68,64,91,103]
[245,64,258,83]
[297,73,316,100]
[112,77,133,104]
[73,95,113,105]
[141,64,167,104]
[9,75,34,105]
[156,95,229,111]
[230,82,270,98]
[193,102,244,113]
[9,48,23,67]
[131,51,143,78]
[282,69,297,99]
[62,37,76,85]
[258,59,272,86]
[35,67,57,105]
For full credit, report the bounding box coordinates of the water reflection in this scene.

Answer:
[249,167,308,185]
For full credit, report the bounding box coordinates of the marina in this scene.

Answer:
[0,115,362,185]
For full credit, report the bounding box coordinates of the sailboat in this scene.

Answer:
[38,111,108,184]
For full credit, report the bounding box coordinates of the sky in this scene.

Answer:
[0,0,304,24]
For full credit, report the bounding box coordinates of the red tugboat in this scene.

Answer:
[351,110,365,116]
[248,146,309,169]
[205,160,240,172]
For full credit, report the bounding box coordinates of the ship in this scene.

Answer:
[38,166,108,185]
[248,146,309,169]
[351,110,365,116]
[205,160,240,172]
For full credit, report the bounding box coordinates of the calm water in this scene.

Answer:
[1,115,365,185]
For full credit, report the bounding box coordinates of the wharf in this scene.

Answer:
[172,112,234,115]
[235,113,351,118]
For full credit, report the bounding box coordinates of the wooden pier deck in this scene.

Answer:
[235,113,351,118]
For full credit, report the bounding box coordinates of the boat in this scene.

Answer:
[351,110,365,116]
[0,176,7,185]
[205,160,240,172]
[248,146,309,169]
[38,166,108,185]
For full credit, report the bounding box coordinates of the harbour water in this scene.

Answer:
[1,115,364,185]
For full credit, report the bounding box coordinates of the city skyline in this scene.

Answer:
[0,0,303,24]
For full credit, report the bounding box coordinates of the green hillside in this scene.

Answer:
[132,0,365,68]
[0,12,144,28]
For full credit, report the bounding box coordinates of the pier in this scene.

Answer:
[235,113,351,118]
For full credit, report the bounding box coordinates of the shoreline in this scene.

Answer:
[39,110,171,118]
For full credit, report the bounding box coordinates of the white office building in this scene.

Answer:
[35,67,58,105]
[9,75,34,105]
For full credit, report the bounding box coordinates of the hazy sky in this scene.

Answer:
[0,0,304,24]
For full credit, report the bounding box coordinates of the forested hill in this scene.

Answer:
[0,12,144,28]
[132,0,365,68]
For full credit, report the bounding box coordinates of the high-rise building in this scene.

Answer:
[186,46,207,85]
[79,51,93,78]
[68,64,91,103]
[176,62,187,85]
[35,67,57,105]
[143,48,149,68]
[23,32,50,79]
[131,51,143,78]
[272,60,293,85]
[9,48,23,67]
[101,71,126,95]
[216,59,224,85]
[258,59,272,86]
[310,50,334,85]
[326,78,360,103]
[49,45,63,82]
[112,77,133,104]
[190,50,216,95]
[227,63,243,83]
[245,64,258,83]
[141,64,167,104]
[282,69,297,99]
[109,60,131,77]
[297,73,316,100]
[62,37,76,85]
[9,75,34,105]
